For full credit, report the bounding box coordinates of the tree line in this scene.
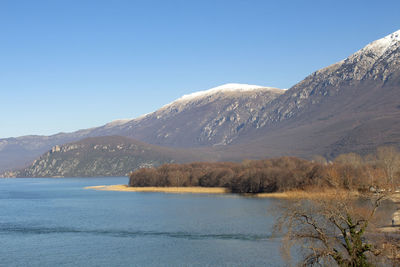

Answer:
[129,146,400,194]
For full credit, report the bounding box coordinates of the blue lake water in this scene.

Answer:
[0,177,284,266]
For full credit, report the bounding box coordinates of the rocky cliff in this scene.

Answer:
[14,136,214,177]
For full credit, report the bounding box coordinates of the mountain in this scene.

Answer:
[220,29,400,159]
[96,83,284,147]
[11,136,215,177]
[0,83,283,172]
[0,131,95,173]
[2,30,400,176]
[256,29,400,125]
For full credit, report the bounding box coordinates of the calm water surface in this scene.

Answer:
[0,178,284,266]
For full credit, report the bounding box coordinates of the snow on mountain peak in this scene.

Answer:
[356,29,400,58]
[209,83,265,91]
[155,83,280,112]
[102,83,282,126]
[104,119,132,128]
[176,83,276,103]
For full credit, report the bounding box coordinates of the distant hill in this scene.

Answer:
[13,136,215,177]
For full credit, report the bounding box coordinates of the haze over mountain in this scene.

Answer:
[1,29,400,176]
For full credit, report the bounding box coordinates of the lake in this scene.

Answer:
[0,177,284,266]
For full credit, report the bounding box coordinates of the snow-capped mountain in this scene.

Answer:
[169,83,276,103]
[353,29,400,59]
[0,83,284,172]
[2,29,400,175]
[101,83,281,127]
[252,29,400,126]
[224,29,400,159]
[89,83,284,147]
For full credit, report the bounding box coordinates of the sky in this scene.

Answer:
[0,0,399,138]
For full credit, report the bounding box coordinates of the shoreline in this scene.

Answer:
[253,189,360,199]
[85,184,400,232]
[381,193,400,233]
[84,185,228,194]
[84,185,357,198]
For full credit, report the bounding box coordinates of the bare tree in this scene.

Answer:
[334,153,364,167]
[275,191,397,266]
[376,146,400,188]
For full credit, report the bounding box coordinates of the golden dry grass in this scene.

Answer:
[254,188,360,199]
[85,185,360,199]
[84,185,228,194]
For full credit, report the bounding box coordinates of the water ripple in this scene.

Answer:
[0,223,273,241]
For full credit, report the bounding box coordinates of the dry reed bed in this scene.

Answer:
[85,185,228,194]
[85,185,361,199]
[254,188,360,199]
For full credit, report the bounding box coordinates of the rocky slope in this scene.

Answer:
[13,136,215,177]
[222,29,400,159]
[2,29,400,176]
[0,130,96,173]
[101,84,284,147]
[0,84,283,172]
[254,29,400,126]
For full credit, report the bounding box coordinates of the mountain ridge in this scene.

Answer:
[1,29,400,176]
[222,29,400,159]
[0,83,283,172]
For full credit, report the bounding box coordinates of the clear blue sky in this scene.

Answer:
[0,0,399,138]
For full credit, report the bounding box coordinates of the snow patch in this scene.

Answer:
[105,83,283,125]
[104,119,132,128]
[178,83,270,101]
[355,29,400,58]
[133,112,151,120]
[163,83,280,108]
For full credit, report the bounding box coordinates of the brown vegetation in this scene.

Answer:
[129,146,400,194]
[125,147,400,265]
[272,146,400,266]
[275,191,400,266]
